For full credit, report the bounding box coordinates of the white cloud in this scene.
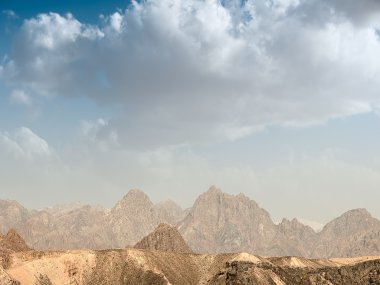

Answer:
[10,89,32,106]
[1,0,380,148]
[0,127,53,160]
[81,118,119,151]
[109,12,123,32]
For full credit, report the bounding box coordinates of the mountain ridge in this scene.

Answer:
[1,186,379,258]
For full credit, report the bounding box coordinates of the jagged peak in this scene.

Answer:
[206,185,222,194]
[331,208,374,223]
[111,189,154,211]
[196,186,260,209]
[125,189,150,199]
[320,208,380,236]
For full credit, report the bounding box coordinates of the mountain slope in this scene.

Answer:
[312,208,380,257]
[109,189,165,246]
[178,186,278,255]
[134,223,192,253]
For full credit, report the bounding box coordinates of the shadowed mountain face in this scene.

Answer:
[1,187,380,258]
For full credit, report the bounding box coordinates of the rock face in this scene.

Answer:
[271,218,317,257]
[109,189,168,246]
[2,249,380,285]
[154,200,186,225]
[312,209,380,257]
[1,187,380,258]
[134,223,192,253]
[178,186,278,255]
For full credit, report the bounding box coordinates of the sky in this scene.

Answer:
[0,0,380,225]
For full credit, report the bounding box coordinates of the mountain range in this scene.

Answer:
[1,186,379,258]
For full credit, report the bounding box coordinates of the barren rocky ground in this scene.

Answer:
[1,226,380,284]
[1,249,380,285]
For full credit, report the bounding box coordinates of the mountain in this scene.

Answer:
[1,187,380,257]
[178,186,278,255]
[154,200,186,225]
[273,218,317,256]
[109,189,167,246]
[134,223,192,253]
[312,208,380,257]
[0,200,29,234]
[0,229,31,270]
[0,229,30,252]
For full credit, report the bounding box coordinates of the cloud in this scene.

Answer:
[81,118,119,151]
[10,89,32,106]
[1,0,380,148]
[2,10,18,19]
[0,127,53,160]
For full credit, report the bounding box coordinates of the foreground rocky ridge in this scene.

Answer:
[1,186,380,257]
[1,248,380,285]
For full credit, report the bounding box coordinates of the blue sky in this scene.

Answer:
[1,0,380,226]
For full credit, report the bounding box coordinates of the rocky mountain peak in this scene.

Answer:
[321,208,380,237]
[1,229,30,252]
[178,186,277,254]
[134,223,192,253]
[113,189,153,211]
[206,185,222,194]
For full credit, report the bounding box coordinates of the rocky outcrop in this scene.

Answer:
[0,229,30,252]
[0,229,31,269]
[134,223,192,253]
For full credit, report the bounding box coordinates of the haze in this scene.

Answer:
[0,0,380,225]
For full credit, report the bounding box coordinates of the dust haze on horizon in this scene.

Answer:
[0,0,380,225]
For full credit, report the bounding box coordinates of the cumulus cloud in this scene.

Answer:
[1,0,380,147]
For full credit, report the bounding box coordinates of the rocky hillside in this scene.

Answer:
[1,248,379,285]
[134,223,192,253]
[1,187,380,257]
